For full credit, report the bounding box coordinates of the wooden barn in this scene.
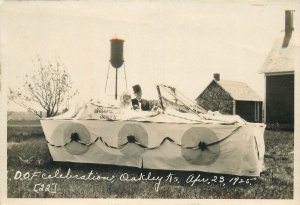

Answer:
[259,10,295,128]
[196,74,263,122]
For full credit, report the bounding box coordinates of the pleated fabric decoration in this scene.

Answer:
[62,122,91,155]
[118,124,148,157]
[181,127,220,165]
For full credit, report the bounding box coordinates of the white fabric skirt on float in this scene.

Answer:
[41,108,266,176]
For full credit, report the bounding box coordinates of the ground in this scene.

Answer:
[7,124,294,198]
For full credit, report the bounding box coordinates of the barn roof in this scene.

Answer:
[216,80,262,102]
[259,33,295,74]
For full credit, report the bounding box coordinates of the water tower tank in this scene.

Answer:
[110,38,124,69]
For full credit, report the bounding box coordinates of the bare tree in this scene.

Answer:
[9,57,78,118]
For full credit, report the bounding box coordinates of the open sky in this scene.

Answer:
[1,0,299,111]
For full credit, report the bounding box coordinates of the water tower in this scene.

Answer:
[105,38,127,100]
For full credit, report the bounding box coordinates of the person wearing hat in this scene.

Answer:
[131,84,150,111]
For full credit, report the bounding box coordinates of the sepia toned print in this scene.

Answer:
[1,0,299,203]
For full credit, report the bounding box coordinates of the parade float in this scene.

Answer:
[40,39,266,177]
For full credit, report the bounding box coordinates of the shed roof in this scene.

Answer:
[259,33,295,74]
[216,80,262,101]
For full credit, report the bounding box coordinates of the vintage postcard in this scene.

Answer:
[0,0,299,204]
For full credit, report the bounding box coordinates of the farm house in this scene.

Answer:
[259,10,296,129]
[196,74,263,123]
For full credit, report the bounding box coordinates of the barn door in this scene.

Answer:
[254,102,260,122]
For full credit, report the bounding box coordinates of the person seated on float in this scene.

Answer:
[119,90,132,110]
[131,84,150,111]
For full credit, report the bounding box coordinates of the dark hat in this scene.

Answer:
[132,84,142,93]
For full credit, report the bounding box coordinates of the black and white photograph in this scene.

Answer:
[0,0,299,204]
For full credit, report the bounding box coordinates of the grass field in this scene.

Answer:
[7,125,294,199]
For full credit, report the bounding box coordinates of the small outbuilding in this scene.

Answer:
[196,74,263,122]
